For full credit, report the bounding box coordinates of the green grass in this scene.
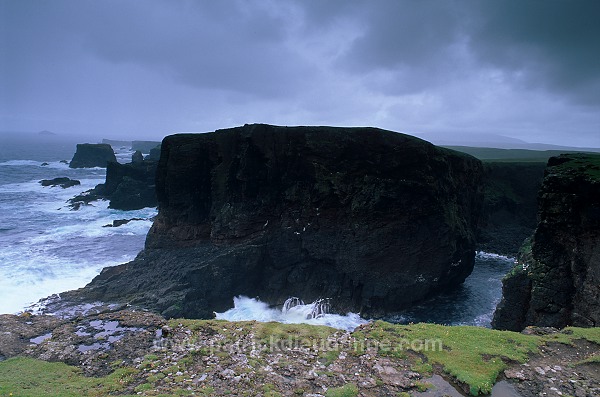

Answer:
[362,321,600,396]
[0,357,139,397]
[548,153,600,180]
[1,321,598,397]
[363,321,540,395]
[325,383,359,397]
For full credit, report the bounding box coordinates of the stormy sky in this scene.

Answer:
[1,0,599,147]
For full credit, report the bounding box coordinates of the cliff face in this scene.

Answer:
[478,162,546,256]
[493,154,600,330]
[69,143,117,168]
[104,159,158,210]
[77,124,483,318]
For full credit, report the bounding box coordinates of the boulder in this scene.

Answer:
[39,177,81,189]
[493,154,600,330]
[69,143,117,168]
[72,124,483,319]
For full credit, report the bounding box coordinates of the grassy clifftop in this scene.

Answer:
[1,314,598,396]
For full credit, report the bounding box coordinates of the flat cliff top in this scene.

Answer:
[546,153,600,181]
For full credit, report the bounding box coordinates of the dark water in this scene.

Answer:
[385,252,514,327]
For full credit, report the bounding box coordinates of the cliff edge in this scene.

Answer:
[73,124,483,318]
[493,154,600,330]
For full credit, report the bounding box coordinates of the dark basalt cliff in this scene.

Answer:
[493,154,600,330]
[74,124,483,318]
[478,162,546,256]
[69,143,117,168]
[69,152,158,211]
[103,159,158,210]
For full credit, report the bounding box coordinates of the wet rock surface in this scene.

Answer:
[68,124,483,319]
[39,177,81,188]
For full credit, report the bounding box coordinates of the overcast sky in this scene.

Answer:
[1,0,599,147]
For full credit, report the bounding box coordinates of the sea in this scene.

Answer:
[0,133,515,331]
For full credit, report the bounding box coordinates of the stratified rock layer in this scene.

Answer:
[69,143,117,168]
[77,124,483,318]
[493,154,600,330]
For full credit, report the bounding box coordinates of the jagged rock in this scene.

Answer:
[102,218,145,228]
[132,150,144,164]
[69,143,117,168]
[41,162,49,166]
[72,124,483,319]
[39,177,81,189]
[68,159,158,211]
[104,161,158,210]
[493,154,600,330]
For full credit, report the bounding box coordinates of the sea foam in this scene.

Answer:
[215,296,369,332]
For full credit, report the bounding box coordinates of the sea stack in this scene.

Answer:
[69,143,117,168]
[493,154,600,330]
[74,124,484,319]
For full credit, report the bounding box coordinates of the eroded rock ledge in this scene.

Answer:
[69,124,483,318]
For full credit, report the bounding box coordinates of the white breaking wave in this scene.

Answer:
[215,296,369,332]
[476,251,515,261]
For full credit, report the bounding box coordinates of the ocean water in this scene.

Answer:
[0,134,515,331]
[0,134,156,313]
[216,252,515,331]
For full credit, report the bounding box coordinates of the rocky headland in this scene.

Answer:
[69,151,158,211]
[493,154,600,331]
[64,124,483,319]
[69,143,117,168]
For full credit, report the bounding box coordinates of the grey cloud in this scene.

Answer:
[470,0,600,105]
[75,0,313,97]
[1,0,598,146]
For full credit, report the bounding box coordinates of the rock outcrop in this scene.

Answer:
[72,124,483,319]
[493,154,600,330]
[39,177,81,189]
[69,143,117,168]
[144,144,161,161]
[478,162,546,256]
[69,159,158,211]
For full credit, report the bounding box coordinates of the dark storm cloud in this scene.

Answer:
[304,0,600,104]
[1,0,599,146]
[470,0,600,105]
